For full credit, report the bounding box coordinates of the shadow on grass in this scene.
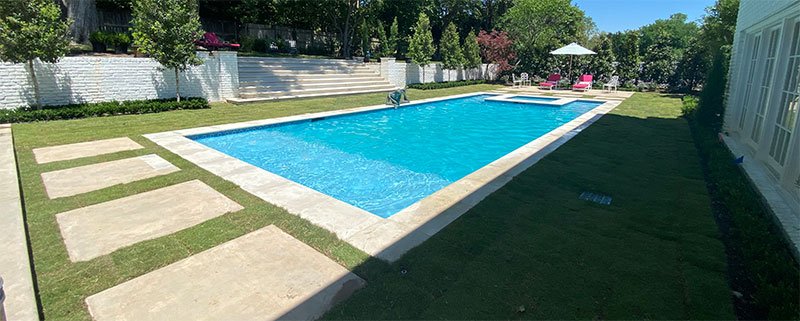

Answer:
[282,111,739,319]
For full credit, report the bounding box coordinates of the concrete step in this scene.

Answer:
[239,75,386,86]
[239,84,396,99]
[238,57,363,66]
[239,80,391,92]
[229,86,398,104]
[238,68,377,76]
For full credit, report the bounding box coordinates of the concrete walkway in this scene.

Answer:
[86,225,365,321]
[57,180,243,262]
[33,137,143,164]
[41,154,179,199]
[0,124,39,321]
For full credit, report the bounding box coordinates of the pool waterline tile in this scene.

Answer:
[145,92,622,261]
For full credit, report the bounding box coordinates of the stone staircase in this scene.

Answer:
[228,57,397,104]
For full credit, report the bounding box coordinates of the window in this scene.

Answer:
[739,34,762,130]
[751,28,781,143]
[769,20,800,167]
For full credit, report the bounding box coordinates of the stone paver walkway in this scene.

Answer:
[33,137,143,164]
[0,124,38,321]
[57,180,243,262]
[86,225,365,321]
[41,154,179,199]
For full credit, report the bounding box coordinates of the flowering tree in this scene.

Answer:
[477,30,515,79]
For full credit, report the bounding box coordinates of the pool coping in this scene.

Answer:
[484,93,577,106]
[144,92,621,262]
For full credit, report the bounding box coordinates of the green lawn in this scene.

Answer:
[12,87,734,319]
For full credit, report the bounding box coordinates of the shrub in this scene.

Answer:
[681,95,699,116]
[0,98,209,123]
[238,36,256,52]
[253,38,269,53]
[407,79,485,90]
[688,110,800,320]
[697,50,728,131]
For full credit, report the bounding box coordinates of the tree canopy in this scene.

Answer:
[0,0,71,107]
[440,22,465,75]
[500,0,587,75]
[408,12,435,80]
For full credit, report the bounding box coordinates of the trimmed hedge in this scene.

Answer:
[407,79,486,90]
[0,98,209,123]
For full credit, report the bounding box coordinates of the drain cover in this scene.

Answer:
[579,192,612,205]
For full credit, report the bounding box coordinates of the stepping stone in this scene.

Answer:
[41,154,179,199]
[33,137,143,164]
[57,180,243,262]
[86,225,365,321]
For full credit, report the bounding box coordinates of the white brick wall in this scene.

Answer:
[404,62,498,84]
[0,51,238,109]
[380,58,497,87]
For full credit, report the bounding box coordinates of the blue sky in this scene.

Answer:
[573,0,716,32]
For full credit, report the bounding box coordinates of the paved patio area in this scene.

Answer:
[86,225,365,321]
[41,154,179,198]
[495,86,635,100]
[57,180,243,262]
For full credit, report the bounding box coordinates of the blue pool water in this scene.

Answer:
[192,94,601,217]
[508,96,559,103]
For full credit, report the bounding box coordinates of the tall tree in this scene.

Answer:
[321,0,362,58]
[0,0,71,107]
[673,37,709,91]
[462,30,482,79]
[440,22,464,81]
[481,0,513,31]
[501,0,587,75]
[590,33,615,81]
[611,30,640,84]
[388,17,399,57]
[376,21,391,57]
[59,0,99,43]
[641,31,678,85]
[131,0,203,101]
[408,12,435,82]
[638,13,699,57]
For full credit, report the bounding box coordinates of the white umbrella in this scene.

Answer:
[550,42,596,83]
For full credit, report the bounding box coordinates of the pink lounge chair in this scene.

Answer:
[195,32,240,51]
[572,75,593,92]
[539,74,561,90]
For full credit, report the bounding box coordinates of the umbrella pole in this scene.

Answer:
[569,55,573,85]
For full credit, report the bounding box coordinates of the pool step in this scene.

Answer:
[236,57,394,102]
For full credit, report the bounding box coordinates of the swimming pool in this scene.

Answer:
[191,94,601,218]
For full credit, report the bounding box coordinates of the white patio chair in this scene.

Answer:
[520,72,531,87]
[603,76,619,92]
[512,74,523,88]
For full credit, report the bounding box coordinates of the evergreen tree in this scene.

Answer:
[697,50,727,130]
[131,0,203,101]
[590,34,616,81]
[388,17,399,58]
[376,21,391,57]
[462,31,482,80]
[408,13,435,82]
[440,22,464,81]
[641,31,679,85]
[0,0,71,107]
[612,31,640,84]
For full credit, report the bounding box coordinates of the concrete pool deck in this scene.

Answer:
[146,93,622,261]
